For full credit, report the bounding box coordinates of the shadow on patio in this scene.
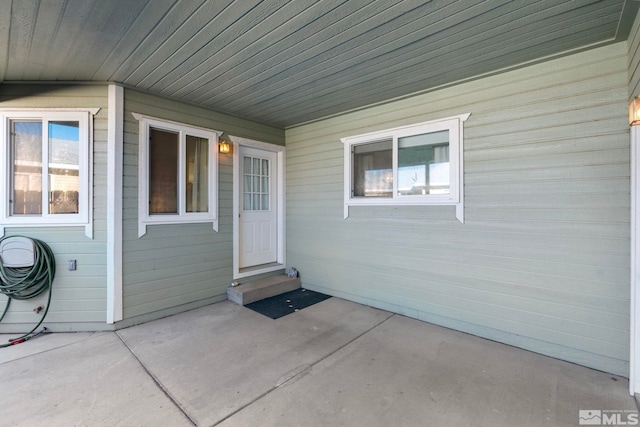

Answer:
[0,297,635,426]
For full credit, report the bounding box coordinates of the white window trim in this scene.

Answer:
[133,113,221,237]
[0,108,99,238]
[341,113,470,223]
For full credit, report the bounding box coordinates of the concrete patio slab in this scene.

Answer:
[0,297,636,426]
[116,298,393,426]
[0,332,192,427]
[219,314,636,427]
[0,331,103,364]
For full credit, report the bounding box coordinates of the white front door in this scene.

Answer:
[239,146,277,268]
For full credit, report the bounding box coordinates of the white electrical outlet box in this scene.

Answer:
[0,237,35,268]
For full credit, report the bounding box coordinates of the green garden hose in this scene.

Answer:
[0,236,55,347]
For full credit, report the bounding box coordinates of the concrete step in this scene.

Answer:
[227,275,301,306]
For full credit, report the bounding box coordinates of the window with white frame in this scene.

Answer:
[133,113,220,237]
[341,113,470,222]
[0,110,95,228]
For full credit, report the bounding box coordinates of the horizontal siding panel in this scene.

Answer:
[465,134,628,162]
[124,285,227,319]
[468,177,629,195]
[466,207,628,223]
[124,254,231,287]
[287,240,628,298]
[125,89,284,144]
[296,260,628,360]
[469,164,629,185]
[285,44,631,374]
[124,271,228,302]
[286,43,627,135]
[629,9,640,98]
[287,220,629,254]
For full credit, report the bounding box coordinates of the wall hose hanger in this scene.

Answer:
[0,236,55,347]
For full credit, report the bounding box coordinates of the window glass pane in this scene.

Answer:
[186,135,208,213]
[352,139,392,197]
[398,130,449,196]
[149,128,178,214]
[11,121,43,215]
[243,155,255,211]
[243,155,271,211]
[48,121,80,214]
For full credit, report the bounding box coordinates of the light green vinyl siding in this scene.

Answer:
[0,84,110,332]
[286,43,630,376]
[121,89,284,322]
[630,8,640,99]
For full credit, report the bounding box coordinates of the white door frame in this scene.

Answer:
[230,136,285,279]
[631,124,639,395]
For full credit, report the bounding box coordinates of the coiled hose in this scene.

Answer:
[0,236,55,347]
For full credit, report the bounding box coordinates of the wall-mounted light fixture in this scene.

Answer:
[630,97,640,126]
[219,139,231,154]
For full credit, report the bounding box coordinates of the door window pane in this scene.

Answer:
[352,139,392,197]
[186,135,208,213]
[149,128,178,214]
[48,121,80,214]
[11,120,43,215]
[243,155,270,211]
[398,130,449,196]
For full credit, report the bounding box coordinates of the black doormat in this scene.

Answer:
[245,288,332,319]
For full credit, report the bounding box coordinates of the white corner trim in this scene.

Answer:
[107,84,124,324]
[631,124,639,395]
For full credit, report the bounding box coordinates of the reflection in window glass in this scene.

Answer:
[48,121,80,214]
[352,139,392,197]
[186,135,208,213]
[149,128,178,214]
[398,130,449,196]
[11,121,43,215]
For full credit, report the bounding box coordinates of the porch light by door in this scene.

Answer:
[630,97,640,126]
[219,139,231,154]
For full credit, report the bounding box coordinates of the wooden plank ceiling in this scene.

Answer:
[0,0,637,127]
